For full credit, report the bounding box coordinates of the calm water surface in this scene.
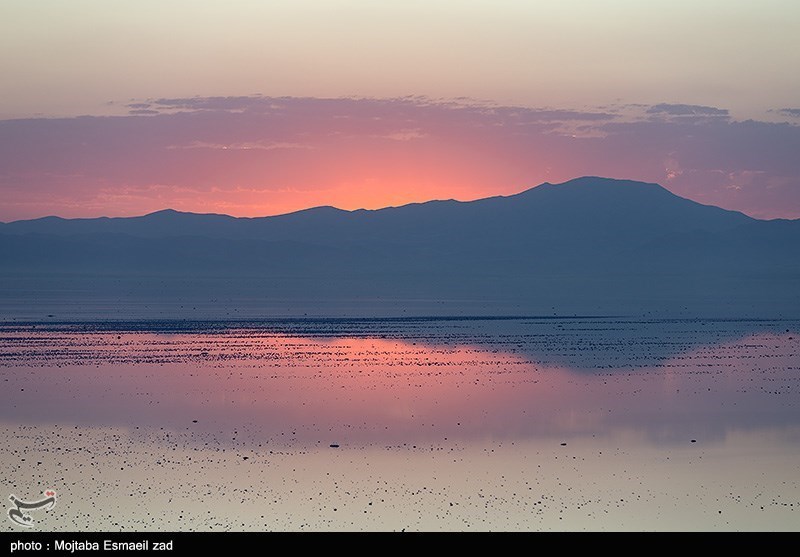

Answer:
[1,317,798,530]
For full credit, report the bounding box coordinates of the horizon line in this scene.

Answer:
[2,176,793,224]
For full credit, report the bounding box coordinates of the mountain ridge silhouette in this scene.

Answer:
[1,177,798,318]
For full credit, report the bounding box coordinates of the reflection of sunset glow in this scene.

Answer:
[4,320,800,531]
[3,324,799,448]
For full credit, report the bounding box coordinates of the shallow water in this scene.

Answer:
[1,317,799,531]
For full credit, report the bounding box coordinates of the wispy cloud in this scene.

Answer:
[150,96,278,113]
[0,96,797,221]
[776,108,800,118]
[647,103,730,117]
[166,141,312,151]
[646,104,730,123]
[372,129,427,142]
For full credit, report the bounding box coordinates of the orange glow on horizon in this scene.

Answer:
[2,96,797,221]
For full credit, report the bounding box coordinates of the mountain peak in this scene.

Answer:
[527,176,667,193]
[142,208,195,218]
[561,176,659,187]
[146,208,182,216]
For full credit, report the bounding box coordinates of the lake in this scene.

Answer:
[2,317,799,531]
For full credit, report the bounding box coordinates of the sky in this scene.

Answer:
[1,0,799,221]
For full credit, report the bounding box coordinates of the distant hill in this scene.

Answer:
[1,177,798,319]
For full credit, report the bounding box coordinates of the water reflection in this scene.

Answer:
[1,318,798,447]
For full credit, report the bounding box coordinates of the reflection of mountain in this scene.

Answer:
[1,318,798,445]
[3,316,796,370]
[2,177,799,318]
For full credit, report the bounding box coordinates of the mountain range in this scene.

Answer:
[1,176,798,319]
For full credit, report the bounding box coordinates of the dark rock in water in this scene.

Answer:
[691,439,697,443]
[330,444,340,448]
[560,442,567,446]
[192,420,198,423]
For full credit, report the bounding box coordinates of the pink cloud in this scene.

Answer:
[0,96,798,221]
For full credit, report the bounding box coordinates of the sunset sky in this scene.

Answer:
[1,0,799,221]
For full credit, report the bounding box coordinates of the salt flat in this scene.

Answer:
[2,317,799,531]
